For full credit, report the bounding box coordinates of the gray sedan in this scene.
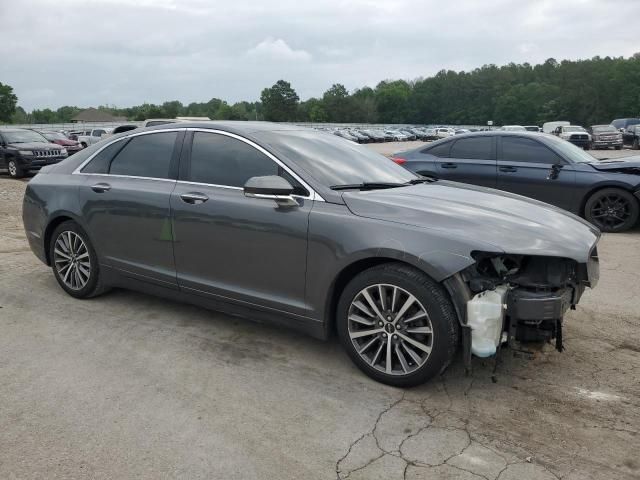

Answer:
[22,122,600,386]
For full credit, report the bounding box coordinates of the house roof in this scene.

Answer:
[71,108,127,123]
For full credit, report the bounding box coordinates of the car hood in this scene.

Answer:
[53,139,80,147]
[342,182,599,263]
[589,157,640,172]
[8,141,63,150]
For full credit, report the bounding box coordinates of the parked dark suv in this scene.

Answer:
[394,131,640,232]
[1,128,68,178]
[623,125,640,150]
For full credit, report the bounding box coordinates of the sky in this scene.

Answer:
[1,0,639,111]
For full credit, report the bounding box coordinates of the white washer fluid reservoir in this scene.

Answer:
[466,285,508,358]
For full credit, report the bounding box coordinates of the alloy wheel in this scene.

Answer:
[347,284,433,376]
[8,161,17,177]
[590,194,633,230]
[53,231,91,290]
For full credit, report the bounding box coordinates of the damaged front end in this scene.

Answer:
[444,247,600,368]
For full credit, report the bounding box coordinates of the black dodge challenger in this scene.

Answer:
[393,131,640,232]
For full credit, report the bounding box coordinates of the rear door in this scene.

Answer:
[496,135,576,210]
[434,136,497,188]
[77,130,184,287]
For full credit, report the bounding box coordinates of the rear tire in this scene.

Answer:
[615,145,622,150]
[49,220,108,299]
[7,159,25,179]
[336,263,459,387]
[584,188,639,233]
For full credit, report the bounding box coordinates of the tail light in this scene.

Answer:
[392,157,407,165]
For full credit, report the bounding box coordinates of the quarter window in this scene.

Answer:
[450,137,493,159]
[501,137,562,164]
[423,140,451,157]
[81,139,127,174]
[109,132,178,179]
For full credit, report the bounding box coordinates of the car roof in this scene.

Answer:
[144,120,305,135]
[0,127,31,132]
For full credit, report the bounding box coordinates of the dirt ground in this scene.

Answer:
[0,143,639,479]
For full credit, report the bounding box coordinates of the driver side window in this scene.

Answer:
[188,132,308,196]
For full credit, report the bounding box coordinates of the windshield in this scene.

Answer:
[592,126,616,133]
[564,126,584,132]
[257,129,418,187]
[545,135,597,163]
[41,132,67,141]
[2,130,48,144]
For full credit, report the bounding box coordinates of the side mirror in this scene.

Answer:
[244,176,298,207]
[548,163,563,180]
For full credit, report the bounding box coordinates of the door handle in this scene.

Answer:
[91,182,111,193]
[441,162,458,169]
[499,166,517,173]
[180,192,209,204]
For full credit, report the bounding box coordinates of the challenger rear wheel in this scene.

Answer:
[585,188,639,233]
[337,263,458,387]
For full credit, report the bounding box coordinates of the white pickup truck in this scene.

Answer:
[70,128,113,148]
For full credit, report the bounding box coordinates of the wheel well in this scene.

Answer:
[43,216,74,265]
[580,185,638,217]
[325,257,423,337]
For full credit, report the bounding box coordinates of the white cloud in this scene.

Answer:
[247,37,311,62]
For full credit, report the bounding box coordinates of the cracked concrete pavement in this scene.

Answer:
[1,144,639,479]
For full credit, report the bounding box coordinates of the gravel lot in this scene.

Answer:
[1,143,639,479]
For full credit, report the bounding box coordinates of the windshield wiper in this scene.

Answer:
[408,177,437,184]
[330,182,407,191]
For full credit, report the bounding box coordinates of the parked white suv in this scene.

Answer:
[73,128,113,148]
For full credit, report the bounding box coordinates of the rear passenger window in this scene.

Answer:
[109,132,177,179]
[450,137,493,159]
[423,141,451,157]
[501,137,562,164]
[81,139,127,174]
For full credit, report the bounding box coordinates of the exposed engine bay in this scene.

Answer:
[445,249,599,367]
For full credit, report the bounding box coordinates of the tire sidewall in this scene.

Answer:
[585,188,640,233]
[336,264,458,387]
[49,221,100,298]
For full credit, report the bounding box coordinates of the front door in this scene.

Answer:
[496,135,576,211]
[77,130,183,287]
[435,135,497,188]
[171,130,312,316]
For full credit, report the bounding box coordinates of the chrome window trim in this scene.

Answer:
[79,173,176,183]
[72,127,324,202]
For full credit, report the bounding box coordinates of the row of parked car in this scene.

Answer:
[326,126,496,143]
[495,118,640,151]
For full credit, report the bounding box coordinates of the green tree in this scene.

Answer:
[322,83,351,122]
[375,80,411,124]
[0,82,18,122]
[260,80,299,122]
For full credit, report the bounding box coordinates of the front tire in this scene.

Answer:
[633,139,639,150]
[337,263,459,387]
[585,188,639,233]
[7,159,25,179]
[49,221,107,298]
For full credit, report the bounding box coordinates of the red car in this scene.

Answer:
[37,130,84,155]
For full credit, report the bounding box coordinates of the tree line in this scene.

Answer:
[2,55,639,126]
